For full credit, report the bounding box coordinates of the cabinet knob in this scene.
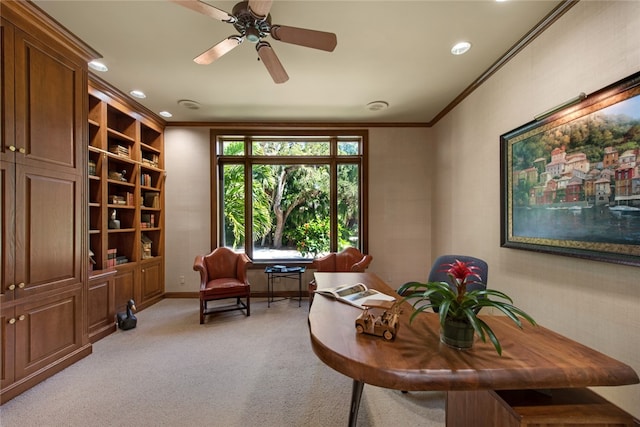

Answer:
[18,315,26,321]
[18,147,26,154]
[8,284,16,290]
[8,318,16,325]
[8,145,16,152]
[18,282,25,289]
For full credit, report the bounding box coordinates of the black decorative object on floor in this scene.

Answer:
[117,299,137,330]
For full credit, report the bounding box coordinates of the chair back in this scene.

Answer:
[428,255,488,313]
[313,247,372,272]
[428,255,488,293]
[203,247,246,281]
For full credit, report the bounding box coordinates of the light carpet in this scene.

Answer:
[0,298,445,426]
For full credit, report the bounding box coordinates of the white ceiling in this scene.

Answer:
[34,0,563,124]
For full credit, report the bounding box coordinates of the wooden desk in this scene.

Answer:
[308,272,639,426]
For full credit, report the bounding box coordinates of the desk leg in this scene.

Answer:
[267,274,272,308]
[348,380,364,427]
[298,272,302,307]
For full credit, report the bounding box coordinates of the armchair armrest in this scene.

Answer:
[236,253,252,284]
[193,255,209,290]
[351,254,373,272]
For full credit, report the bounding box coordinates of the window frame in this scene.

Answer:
[211,129,368,263]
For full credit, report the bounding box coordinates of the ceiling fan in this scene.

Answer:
[170,0,338,84]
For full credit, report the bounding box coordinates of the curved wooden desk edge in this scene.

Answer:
[308,272,639,392]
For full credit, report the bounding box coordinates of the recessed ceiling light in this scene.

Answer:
[88,60,108,72]
[159,111,173,118]
[451,41,472,55]
[366,101,389,111]
[129,90,146,99]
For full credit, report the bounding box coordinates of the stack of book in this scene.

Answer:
[109,195,126,205]
[109,144,129,157]
[106,248,117,267]
[141,213,155,228]
[141,153,159,168]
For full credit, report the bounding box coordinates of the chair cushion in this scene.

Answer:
[201,278,248,299]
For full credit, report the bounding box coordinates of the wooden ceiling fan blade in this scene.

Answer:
[271,25,337,52]
[248,0,273,19]
[194,36,243,65]
[256,42,289,84]
[169,0,235,22]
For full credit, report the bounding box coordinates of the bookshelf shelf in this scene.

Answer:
[88,78,165,316]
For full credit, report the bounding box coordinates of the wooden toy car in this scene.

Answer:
[355,299,400,341]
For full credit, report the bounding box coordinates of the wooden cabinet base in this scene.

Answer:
[446,388,636,427]
[88,269,117,343]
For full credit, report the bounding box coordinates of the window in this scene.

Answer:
[212,130,368,261]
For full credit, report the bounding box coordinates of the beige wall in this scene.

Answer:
[164,127,212,294]
[431,0,639,417]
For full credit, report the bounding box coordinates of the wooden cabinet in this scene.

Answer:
[87,78,165,317]
[0,1,98,403]
[140,257,164,304]
[88,268,117,343]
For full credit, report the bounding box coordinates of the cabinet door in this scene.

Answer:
[14,287,84,382]
[1,18,16,162]
[140,258,163,306]
[88,271,116,341]
[14,165,83,298]
[0,160,15,304]
[0,306,17,391]
[114,265,137,313]
[13,27,85,172]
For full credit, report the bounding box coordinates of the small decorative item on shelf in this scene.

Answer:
[88,160,96,176]
[141,234,152,259]
[398,259,536,355]
[108,209,120,229]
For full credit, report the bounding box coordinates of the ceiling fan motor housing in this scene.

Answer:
[232,1,271,43]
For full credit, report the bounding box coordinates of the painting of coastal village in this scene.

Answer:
[507,89,640,256]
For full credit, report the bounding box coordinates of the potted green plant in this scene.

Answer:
[398,259,536,355]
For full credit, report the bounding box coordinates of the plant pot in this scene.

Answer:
[440,318,475,350]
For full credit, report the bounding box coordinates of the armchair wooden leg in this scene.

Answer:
[200,299,205,324]
[246,295,250,316]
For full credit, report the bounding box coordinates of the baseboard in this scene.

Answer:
[164,291,311,299]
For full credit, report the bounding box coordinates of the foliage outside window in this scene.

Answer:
[213,131,367,261]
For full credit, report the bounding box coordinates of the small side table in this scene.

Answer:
[265,266,306,307]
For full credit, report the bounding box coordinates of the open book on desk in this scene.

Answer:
[314,282,396,309]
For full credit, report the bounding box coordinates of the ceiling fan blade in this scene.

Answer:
[248,0,273,19]
[256,42,289,84]
[169,0,235,22]
[194,36,243,65]
[271,25,337,52]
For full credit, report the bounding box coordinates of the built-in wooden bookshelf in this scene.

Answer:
[88,77,165,318]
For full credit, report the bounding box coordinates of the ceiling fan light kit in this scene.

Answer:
[172,0,337,84]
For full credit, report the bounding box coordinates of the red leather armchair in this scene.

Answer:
[308,247,373,307]
[193,247,251,324]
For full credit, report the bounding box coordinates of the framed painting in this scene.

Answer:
[501,71,640,266]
